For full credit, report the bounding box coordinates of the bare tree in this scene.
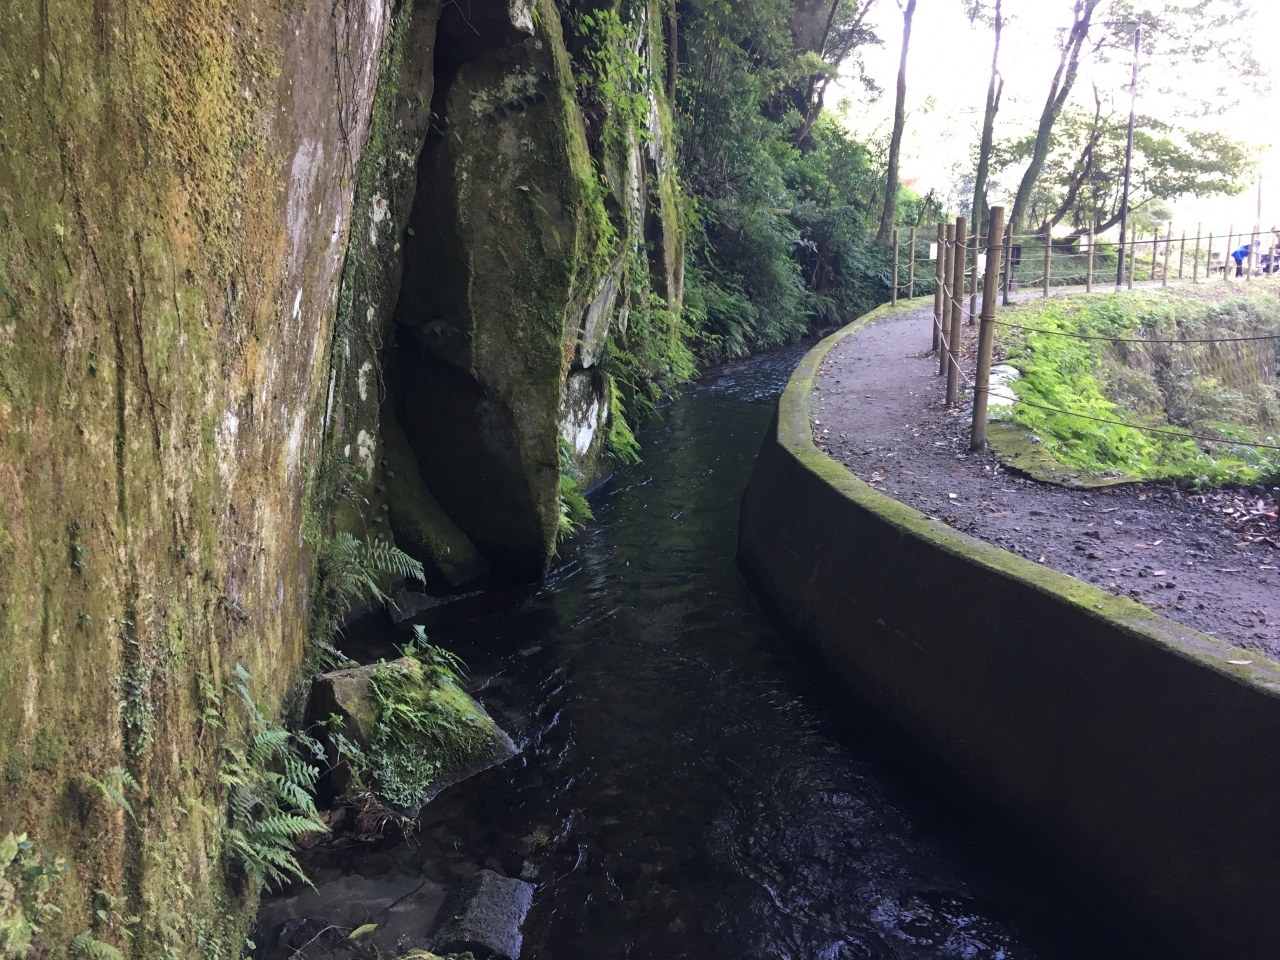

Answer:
[876,0,917,242]
[968,0,1004,239]
[1006,0,1103,241]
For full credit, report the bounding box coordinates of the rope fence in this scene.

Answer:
[891,220,1280,307]
[923,207,1280,461]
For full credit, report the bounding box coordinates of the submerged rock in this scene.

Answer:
[310,656,517,813]
[431,870,534,960]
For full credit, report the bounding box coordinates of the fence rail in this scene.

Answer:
[921,207,1280,459]
[891,221,1280,307]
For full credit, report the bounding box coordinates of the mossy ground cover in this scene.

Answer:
[995,281,1280,486]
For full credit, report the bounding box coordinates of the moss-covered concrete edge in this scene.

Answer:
[738,295,1280,959]
[787,299,1280,691]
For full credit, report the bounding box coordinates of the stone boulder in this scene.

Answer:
[310,657,516,813]
[431,870,534,960]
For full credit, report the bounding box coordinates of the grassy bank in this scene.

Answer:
[995,282,1280,485]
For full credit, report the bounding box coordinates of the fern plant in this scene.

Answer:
[311,533,425,645]
[80,768,140,821]
[219,666,327,890]
[557,439,595,542]
[68,933,123,960]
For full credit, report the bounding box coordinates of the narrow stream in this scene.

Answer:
[266,347,1158,959]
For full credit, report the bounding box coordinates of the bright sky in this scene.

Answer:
[835,1,1275,235]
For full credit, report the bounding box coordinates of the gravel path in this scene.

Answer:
[812,302,1280,658]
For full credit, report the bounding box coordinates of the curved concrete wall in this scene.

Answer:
[738,301,1280,960]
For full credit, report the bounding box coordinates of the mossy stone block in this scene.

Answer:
[986,421,1139,489]
[310,658,516,812]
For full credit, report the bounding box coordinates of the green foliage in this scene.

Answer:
[992,103,1252,237]
[219,666,327,891]
[573,6,649,149]
[311,532,426,642]
[364,635,492,811]
[68,933,124,960]
[113,655,155,759]
[998,289,1280,485]
[604,378,642,465]
[80,768,140,821]
[0,833,67,958]
[677,2,911,355]
[557,438,595,542]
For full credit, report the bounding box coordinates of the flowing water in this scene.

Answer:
[265,347,1157,959]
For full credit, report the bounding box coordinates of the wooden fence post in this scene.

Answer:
[891,228,900,305]
[1206,233,1213,282]
[1193,224,1201,281]
[1178,230,1186,280]
[939,223,955,375]
[1162,223,1172,287]
[1086,231,1094,292]
[1225,226,1233,281]
[968,230,980,324]
[1131,231,1141,291]
[908,225,917,299]
[933,223,945,351]
[1002,229,1012,306]
[1149,231,1159,281]
[1042,231,1051,298]
[1249,226,1258,282]
[971,206,1005,451]
[947,216,967,405]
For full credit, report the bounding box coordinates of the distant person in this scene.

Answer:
[1231,240,1259,277]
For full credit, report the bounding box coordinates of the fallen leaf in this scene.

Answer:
[348,924,378,940]
[1227,660,1253,666]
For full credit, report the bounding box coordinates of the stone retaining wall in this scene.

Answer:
[737,301,1280,960]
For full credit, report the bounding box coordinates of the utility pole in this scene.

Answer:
[1116,19,1140,289]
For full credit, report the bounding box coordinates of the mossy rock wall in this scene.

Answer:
[0,0,685,952]
[0,0,399,953]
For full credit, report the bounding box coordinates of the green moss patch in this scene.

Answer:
[993,285,1280,485]
[312,644,515,814]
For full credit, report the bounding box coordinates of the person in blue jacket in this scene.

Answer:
[1232,239,1260,276]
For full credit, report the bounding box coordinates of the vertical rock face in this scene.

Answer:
[0,0,682,952]
[393,0,594,578]
[0,0,396,952]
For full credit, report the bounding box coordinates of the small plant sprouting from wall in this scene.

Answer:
[219,666,327,891]
[113,651,155,759]
[80,768,140,821]
[558,438,595,542]
[310,533,425,648]
[0,833,68,958]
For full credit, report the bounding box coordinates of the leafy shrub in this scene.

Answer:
[0,833,66,958]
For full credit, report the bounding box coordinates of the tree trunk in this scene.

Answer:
[795,0,877,148]
[1006,0,1101,240]
[666,0,678,106]
[876,0,917,242]
[970,0,1003,238]
[1040,88,1105,234]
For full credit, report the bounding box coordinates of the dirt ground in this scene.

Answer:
[812,302,1280,658]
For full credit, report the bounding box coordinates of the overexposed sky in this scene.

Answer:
[835,1,1274,234]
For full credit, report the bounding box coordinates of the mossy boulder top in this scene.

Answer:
[310,657,516,813]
